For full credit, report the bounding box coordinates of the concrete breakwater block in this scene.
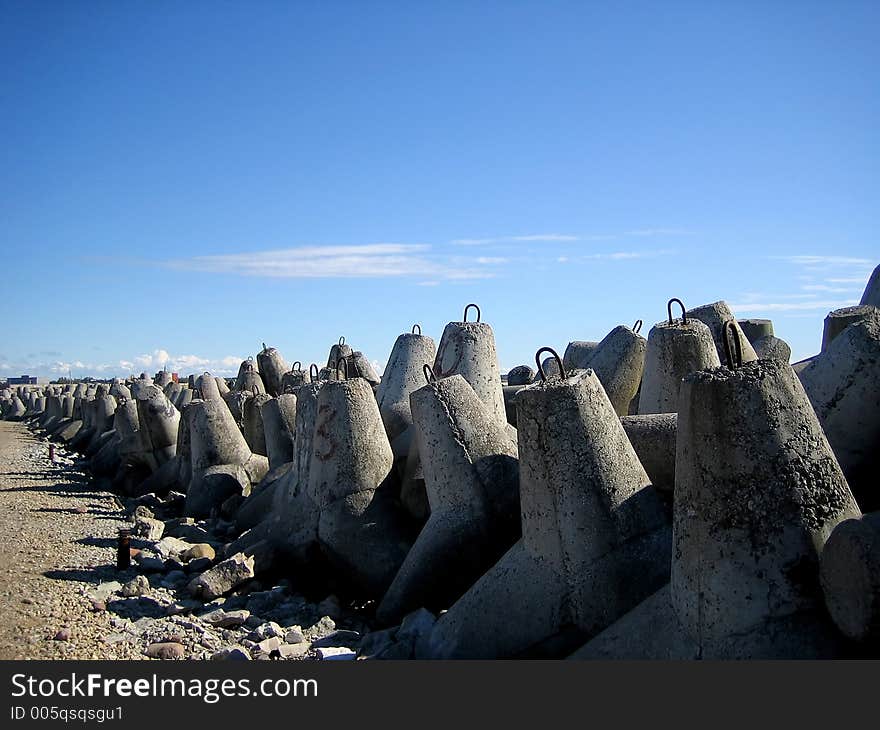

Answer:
[686,300,758,364]
[820,512,880,643]
[257,343,288,397]
[309,376,414,596]
[799,310,880,510]
[639,299,719,414]
[433,304,506,425]
[377,370,520,624]
[260,393,297,470]
[860,263,880,308]
[375,326,437,442]
[184,399,268,517]
[426,354,670,659]
[573,358,861,659]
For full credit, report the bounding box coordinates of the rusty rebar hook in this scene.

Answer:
[338,336,345,346]
[309,363,319,381]
[722,320,743,370]
[463,303,481,323]
[423,363,438,384]
[633,319,643,334]
[667,298,687,325]
[412,324,422,335]
[293,361,302,372]
[535,346,565,382]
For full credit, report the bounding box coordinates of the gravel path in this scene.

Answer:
[0,420,131,659]
[0,419,419,661]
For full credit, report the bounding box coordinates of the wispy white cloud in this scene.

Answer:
[623,228,693,237]
[729,299,859,313]
[450,228,690,246]
[580,249,676,261]
[801,284,863,293]
[451,233,579,246]
[164,243,498,281]
[772,255,873,267]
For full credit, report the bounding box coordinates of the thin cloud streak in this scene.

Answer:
[729,299,859,313]
[164,243,498,281]
[450,228,692,246]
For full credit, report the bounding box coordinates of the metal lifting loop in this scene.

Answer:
[667,298,687,326]
[335,357,349,380]
[338,336,345,346]
[535,346,565,382]
[309,363,319,380]
[423,364,438,384]
[412,324,421,335]
[722,321,743,370]
[463,303,481,323]
[633,319,643,334]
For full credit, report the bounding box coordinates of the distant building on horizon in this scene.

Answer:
[6,374,48,385]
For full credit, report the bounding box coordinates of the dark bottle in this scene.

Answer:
[117,529,131,570]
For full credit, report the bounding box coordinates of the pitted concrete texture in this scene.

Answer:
[673,358,861,657]
[184,399,265,517]
[820,512,880,642]
[175,387,193,410]
[621,413,676,493]
[114,398,146,459]
[257,345,288,397]
[86,395,118,453]
[135,385,178,463]
[799,311,880,510]
[506,365,534,386]
[861,264,880,308]
[427,369,670,658]
[310,377,412,596]
[433,321,506,424]
[270,381,323,562]
[223,390,250,429]
[242,392,271,457]
[377,374,520,624]
[326,341,353,370]
[562,341,599,370]
[580,326,646,416]
[343,352,381,386]
[196,372,222,401]
[234,360,266,394]
[638,319,719,414]
[753,335,791,361]
[260,393,297,470]
[738,318,774,343]
[376,332,437,442]
[281,367,310,392]
[502,384,527,427]
[821,305,879,352]
[686,300,758,364]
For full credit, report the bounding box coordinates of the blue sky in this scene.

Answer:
[1,1,877,378]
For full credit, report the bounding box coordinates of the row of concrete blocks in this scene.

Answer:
[4,264,879,658]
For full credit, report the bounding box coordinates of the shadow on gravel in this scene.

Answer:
[0,484,105,497]
[107,597,167,620]
[44,565,126,587]
[1,471,89,480]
